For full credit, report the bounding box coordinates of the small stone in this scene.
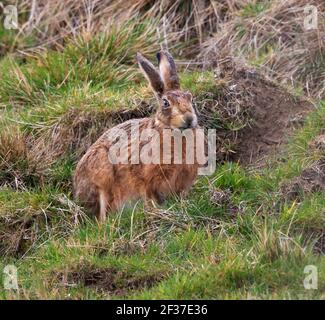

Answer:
[309,134,325,151]
[209,187,231,206]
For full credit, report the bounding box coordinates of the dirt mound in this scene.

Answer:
[281,158,325,200]
[231,70,312,165]
[58,265,165,296]
[198,57,313,165]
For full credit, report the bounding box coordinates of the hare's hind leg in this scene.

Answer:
[98,190,108,223]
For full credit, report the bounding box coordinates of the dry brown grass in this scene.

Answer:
[0,125,38,188]
[3,0,324,100]
[11,0,249,56]
[200,0,325,98]
[6,1,324,98]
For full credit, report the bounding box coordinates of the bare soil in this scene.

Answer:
[58,265,166,296]
[208,59,314,165]
[281,158,325,200]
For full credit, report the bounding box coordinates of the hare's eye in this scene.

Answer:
[162,98,170,108]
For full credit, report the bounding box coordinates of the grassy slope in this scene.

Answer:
[0,11,324,299]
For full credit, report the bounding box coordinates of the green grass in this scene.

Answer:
[0,20,158,108]
[0,16,324,300]
[241,1,271,18]
[0,106,324,298]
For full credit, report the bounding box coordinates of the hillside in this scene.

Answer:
[0,0,324,299]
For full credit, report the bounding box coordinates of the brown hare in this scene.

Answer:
[73,50,200,222]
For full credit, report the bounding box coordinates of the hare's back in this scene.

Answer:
[97,117,154,146]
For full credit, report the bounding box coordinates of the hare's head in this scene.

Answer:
[136,51,197,129]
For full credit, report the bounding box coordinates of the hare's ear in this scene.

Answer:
[136,52,164,97]
[157,50,180,91]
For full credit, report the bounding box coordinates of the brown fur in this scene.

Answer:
[73,51,199,222]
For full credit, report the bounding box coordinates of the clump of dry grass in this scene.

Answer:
[0,124,39,188]
[10,0,249,57]
[200,0,325,98]
[0,191,86,257]
[309,134,325,151]
[252,221,306,263]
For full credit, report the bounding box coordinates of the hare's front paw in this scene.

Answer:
[153,191,166,205]
[145,190,166,208]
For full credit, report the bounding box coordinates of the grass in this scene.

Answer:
[241,1,271,17]
[0,101,324,298]
[0,1,324,300]
[200,0,325,99]
[0,20,158,109]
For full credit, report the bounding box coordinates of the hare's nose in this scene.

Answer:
[184,115,194,128]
